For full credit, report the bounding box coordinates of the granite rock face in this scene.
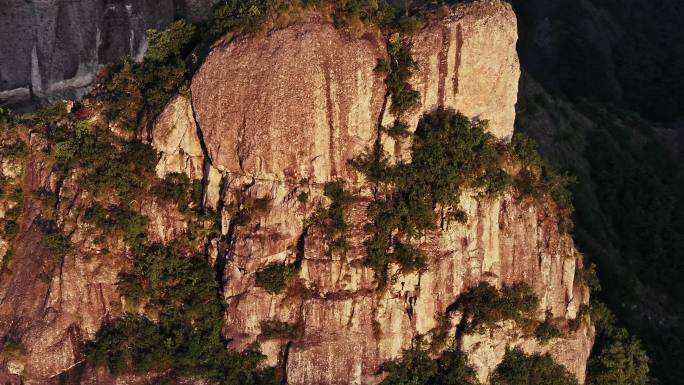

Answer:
[0,2,592,384]
[0,0,216,110]
[382,1,520,162]
[192,17,387,185]
[189,2,590,384]
[150,94,205,180]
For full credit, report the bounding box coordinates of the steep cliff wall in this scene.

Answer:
[0,2,594,385]
[0,0,216,110]
[187,2,591,384]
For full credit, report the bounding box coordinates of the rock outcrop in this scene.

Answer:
[0,1,593,385]
[192,16,387,185]
[150,94,205,180]
[382,0,520,162]
[188,2,590,384]
[0,0,216,110]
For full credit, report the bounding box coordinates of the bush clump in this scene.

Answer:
[45,232,73,259]
[254,262,299,294]
[0,140,28,161]
[85,204,149,251]
[102,20,196,131]
[259,320,302,340]
[352,109,510,272]
[491,348,579,385]
[380,343,480,385]
[306,180,354,255]
[451,282,539,332]
[586,302,649,385]
[376,37,420,117]
[88,245,280,384]
[535,321,562,345]
[153,172,203,212]
[508,133,575,232]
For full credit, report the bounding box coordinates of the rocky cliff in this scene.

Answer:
[189,2,591,384]
[0,1,594,384]
[0,0,216,110]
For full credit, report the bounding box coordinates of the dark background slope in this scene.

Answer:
[513,0,684,383]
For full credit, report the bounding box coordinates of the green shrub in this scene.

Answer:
[331,0,397,28]
[322,180,354,232]
[1,338,27,359]
[145,20,196,64]
[491,348,579,385]
[82,141,157,201]
[86,316,169,376]
[88,245,279,384]
[535,321,562,345]
[45,232,73,258]
[254,262,299,294]
[0,140,28,160]
[376,37,420,116]
[452,282,539,332]
[102,61,144,131]
[352,109,511,272]
[586,302,649,385]
[382,120,412,139]
[380,343,480,385]
[297,191,309,203]
[575,262,601,293]
[85,204,149,251]
[153,172,201,212]
[380,344,438,385]
[3,221,18,237]
[211,0,269,37]
[102,19,195,130]
[259,320,302,339]
[508,133,575,232]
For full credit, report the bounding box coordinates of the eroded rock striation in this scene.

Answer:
[189,2,591,385]
[0,1,593,384]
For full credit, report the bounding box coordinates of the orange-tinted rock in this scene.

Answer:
[192,19,386,184]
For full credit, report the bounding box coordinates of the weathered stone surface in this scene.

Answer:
[151,94,204,180]
[461,320,594,384]
[383,0,520,161]
[192,18,386,184]
[0,0,217,109]
[187,2,590,383]
[0,2,592,384]
[0,160,127,383]
[223,191,593,384]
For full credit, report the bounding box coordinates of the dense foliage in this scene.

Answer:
[450,282,539,332]
[153,172,204,212]
[586,302,649,385]
[376,37,420,117]
[352,109,512,272]
[87,246,279,384]
[254,262,300,294]
[491,348,579,385]
[380,345,480,385]
[102,20,196,131]
[306,180,354,256]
